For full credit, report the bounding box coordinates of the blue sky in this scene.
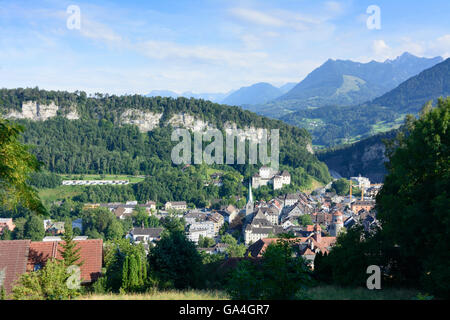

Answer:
[1,0,449,95]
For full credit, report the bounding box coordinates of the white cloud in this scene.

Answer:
[373,39,390,57]
[79,18,123,43]
[229,8,285,27]
[136,40,268,68]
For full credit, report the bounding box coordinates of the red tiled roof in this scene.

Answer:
[0,240,31,294]
[246,235,337,258]
[27,239,103,283]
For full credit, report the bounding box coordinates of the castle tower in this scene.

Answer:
[330,211,344,237]
[245,181,254,216]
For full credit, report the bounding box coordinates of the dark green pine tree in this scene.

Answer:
[120,252,147,292]
[58,220,84,267]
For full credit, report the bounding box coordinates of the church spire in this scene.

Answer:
[245,180,254,216]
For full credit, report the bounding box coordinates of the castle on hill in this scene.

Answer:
[252,166,291,190]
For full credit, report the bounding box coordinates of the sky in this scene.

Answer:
[1,0,450,95]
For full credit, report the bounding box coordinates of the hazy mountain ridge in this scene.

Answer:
[222,82,283,106]
[277,53,443,110]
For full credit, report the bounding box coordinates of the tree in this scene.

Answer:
[148,229,204,289]
[0,227,12,240]
[330,178,350,196]
[198,235,215,248]
[58,223,84,268]
[132,206,149,228]
[103,239,149,293]
[11,258,80,300]
[0,118,46,215]
[24,215,45,241]
[226,239,313,299]
[220,233,237,245]
[12,217,26,239]
[298,214,313,227]
[376,98,450,298]
[226,243,246,258]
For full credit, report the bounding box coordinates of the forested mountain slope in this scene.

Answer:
[0,88,331,187]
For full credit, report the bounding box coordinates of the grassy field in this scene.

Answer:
[78,287,420,300]
[38,185,84,204]
[79,290,230,300]
[300,178,324,194]
[306,286,420,300]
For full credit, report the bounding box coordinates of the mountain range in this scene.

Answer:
[277,53,443,108]
[286,57,450,146]
[147,82,297,106]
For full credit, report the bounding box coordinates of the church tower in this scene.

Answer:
[245,181,254,216]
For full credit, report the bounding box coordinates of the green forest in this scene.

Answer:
[0,88,331,207]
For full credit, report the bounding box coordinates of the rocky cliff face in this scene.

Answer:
[3,101,79,121]
[3,101,283,146]
[119,109,281,145]
[120,109,163,131]
[318,130,397,183]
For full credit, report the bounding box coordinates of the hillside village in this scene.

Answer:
[0,172,379,295]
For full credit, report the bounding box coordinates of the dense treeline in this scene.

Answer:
[27,171,62,189]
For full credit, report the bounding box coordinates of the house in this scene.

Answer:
[208,212,225,234]
[311,212,333,226]
[128,227,164,244]
[165,201,187,211]
[252,166,291,190]
[114,206,132,220]
[351,200,376,214]
[0,240,30,294]
[350,175,371,189]
[256,206,280,225]
[27,239,103,283]
[219,204,238,224]
[284,193,299,207]
[244,209,284,245]
[0,238,103,294]
[246,224,337,269]
[187,226,212,244]
[43,220,65,235]
[0,218,15,235]
[101,201,157,219]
